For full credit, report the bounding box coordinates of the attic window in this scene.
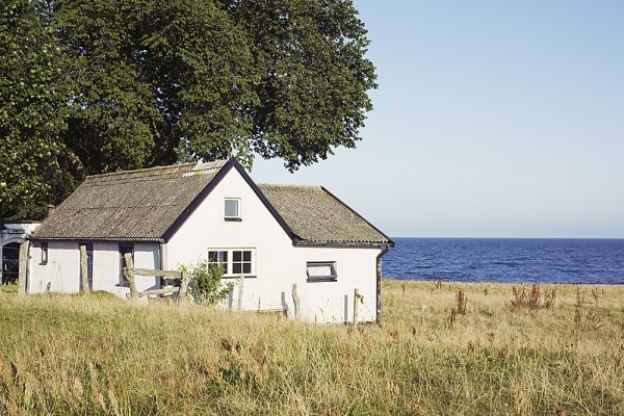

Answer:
[224,198,241,221]
[306,262,337,282]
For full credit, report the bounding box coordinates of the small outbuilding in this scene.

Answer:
[27,159,393,323]
[1,221,40,285]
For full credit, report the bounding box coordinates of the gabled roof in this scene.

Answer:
[259,185,393,247]
[33,159,393,248]
[33,161,227,241]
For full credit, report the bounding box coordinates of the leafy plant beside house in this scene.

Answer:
[180,260,233,305]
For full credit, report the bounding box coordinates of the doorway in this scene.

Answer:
[1,243,20,285]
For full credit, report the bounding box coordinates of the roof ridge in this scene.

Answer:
[85,163,196,179]
[258,183,322,189]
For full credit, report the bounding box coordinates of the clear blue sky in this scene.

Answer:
[253,1,624,239]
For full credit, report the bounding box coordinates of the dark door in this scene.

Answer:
[1,243,20,285]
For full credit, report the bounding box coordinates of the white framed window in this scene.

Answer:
[232,250,252,275]
[208,248,255,277]
[208,250,228,274]
[224,198,241,221]
[306,262,337,282]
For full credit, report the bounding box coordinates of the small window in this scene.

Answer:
[40,242,48,265]
[224,198,241,221]
[306,262,337,282]
[208,250,229,274]
[119,243,134,284]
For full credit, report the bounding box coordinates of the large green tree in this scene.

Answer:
[1,0,376,219]
[218,0,377,170]
[0,0,80,220]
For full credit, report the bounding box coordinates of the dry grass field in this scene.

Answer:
[1,279,623,415]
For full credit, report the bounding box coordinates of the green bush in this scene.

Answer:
[180,260,233,304]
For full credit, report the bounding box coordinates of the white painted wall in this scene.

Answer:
[134,243,161,292]
[28,241,160,298]
[28,241,80,293]
[166,167,382,323]
[91,242,123,295]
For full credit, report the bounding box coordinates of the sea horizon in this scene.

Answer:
[384,237,624,285]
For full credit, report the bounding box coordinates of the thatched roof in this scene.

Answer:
[33,159,392,247]
[259,184,392,247]
[33,161,227,241]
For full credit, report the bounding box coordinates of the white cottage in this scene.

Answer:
[27,159,393,323]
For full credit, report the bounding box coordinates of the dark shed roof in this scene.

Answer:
[33,159,393,247]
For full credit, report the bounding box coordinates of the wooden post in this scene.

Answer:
[237,275,244,310]
[17,240,29,296]
[79,244,90,293]
[376,256,383,322]
[228,287,234,311]
[353,289,362,325]
[123,253,138,299]
[291,284,300,320]
[178,271,189,303]
[281,292,289,317]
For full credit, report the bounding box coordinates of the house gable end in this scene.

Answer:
[162,160,299,243]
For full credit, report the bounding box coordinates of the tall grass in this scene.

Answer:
[1,280,623,415]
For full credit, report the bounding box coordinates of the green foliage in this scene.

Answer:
[217,0,377,171]
[0,0,80,219]
[180,260,233,304]
[1,0,376,219]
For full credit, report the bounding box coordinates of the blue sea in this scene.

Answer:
[384,238,624,284]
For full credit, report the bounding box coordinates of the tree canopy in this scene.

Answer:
[0,0,376,219]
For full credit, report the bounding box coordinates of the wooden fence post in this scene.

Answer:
[353,288,362,325]
[178,271,189,303]
[281,292,289,317]
[228,287,234,311]
[17,240,29,296]
[291,284,300,319]
[237,275,244,310]
[124,253,138,299]
[79,244,90,293]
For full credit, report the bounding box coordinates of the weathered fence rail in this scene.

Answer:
[123,255,187,302]
[133,268,181,278]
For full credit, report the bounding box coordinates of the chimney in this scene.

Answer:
[47,204,56,217]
